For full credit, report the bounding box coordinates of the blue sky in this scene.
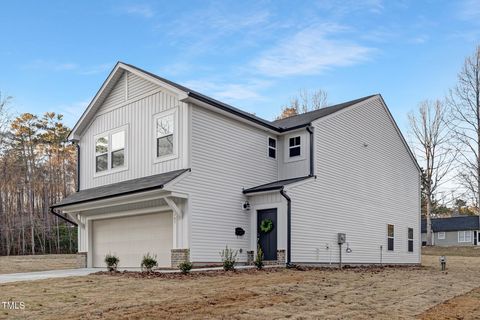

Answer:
[0,0,479,133]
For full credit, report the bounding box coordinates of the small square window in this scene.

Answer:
[438,232,445,240]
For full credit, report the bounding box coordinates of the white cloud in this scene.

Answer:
[252,24,374,77]
[120,4,154,18]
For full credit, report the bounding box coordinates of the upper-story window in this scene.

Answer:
[289,136,301,157]
[268,137,277,159]
[154,108,178,161]
[95,126,127,175]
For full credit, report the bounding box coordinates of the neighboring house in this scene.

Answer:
[421,216,480,246]
[51,62,421,268]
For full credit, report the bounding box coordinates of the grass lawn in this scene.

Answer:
[0,254,77,274]
[1,252,480,319]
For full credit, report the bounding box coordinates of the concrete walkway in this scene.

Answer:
[0,268,102,284]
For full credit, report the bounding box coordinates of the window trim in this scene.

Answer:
[438,232,445,240]
[153,107,179,163]
[387,224,394,251]
[284,132,306,163]
[93,125,129,178]
[408,227,414,253]
[458,230,472,243]
[267,136,277,159]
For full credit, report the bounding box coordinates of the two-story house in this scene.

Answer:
[51,62,421,268]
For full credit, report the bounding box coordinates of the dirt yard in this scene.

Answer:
[0,254,77,274]
[0,253,479,319]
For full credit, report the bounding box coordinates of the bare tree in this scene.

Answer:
[0,92,12,151]
[277,89,328,120]
[447,45,480,209]
[409,100,454,245]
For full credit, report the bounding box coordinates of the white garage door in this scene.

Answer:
[92,212,173,268]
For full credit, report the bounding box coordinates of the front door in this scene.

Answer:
[475,231,478,245]
[257,209,277,260]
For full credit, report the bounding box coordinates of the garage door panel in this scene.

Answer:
[92,212,173,268]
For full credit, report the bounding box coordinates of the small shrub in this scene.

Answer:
[178,261,193,274]
[220,245,238,271]
[104,253,119,272]
[141,253,158,272]
[254,245,264,270]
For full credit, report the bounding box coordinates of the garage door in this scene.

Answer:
[92,212,173,268]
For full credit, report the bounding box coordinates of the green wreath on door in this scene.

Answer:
[260,218,274,233]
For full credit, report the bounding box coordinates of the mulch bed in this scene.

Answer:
[92,264,426,280]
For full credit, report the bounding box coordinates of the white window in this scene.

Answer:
[289,136,301,158]
[387,224,394,251]
[268,137,277,159]
[94,126,127,175]
[458,231,472,243]
[438,232,445,240]
[154,108,178,161]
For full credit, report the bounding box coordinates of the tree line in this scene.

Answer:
[0,100,77,255]
[409,45,480,245]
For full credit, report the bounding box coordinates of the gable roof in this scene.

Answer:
[243,176,312,194]
[51,169,189,208]
[272,95,377,129]
[68,61,379,140]
[421,216,480,233]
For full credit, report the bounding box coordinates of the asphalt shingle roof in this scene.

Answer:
[123,63,376,132]
[51,169,189,208]
[243,176,312,194]
[421,215,480,233]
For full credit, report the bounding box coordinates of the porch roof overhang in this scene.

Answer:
[51,168,190,210]
[242,176,314,195]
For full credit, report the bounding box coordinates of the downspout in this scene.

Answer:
[75,142,80,192]
[306,125,314,177]
[280,188,292,266]
[49,207,78,227]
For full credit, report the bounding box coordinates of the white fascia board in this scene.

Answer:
[68,63,124,141]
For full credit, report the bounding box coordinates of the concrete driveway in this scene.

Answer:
[0,268,101,284]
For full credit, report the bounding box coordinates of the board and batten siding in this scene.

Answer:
[79,71,188,189]
[287,96,421,264]
[171,105,278,262]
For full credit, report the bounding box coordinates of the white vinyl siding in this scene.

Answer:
[278,131,310,179]
[287,96,420,264]
[79,72,188,189]
[171,106,278,263]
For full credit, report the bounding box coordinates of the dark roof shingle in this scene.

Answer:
[421,215,480,233]
[123,62,376,132]
[51,169,189,208]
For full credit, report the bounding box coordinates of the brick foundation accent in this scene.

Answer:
[171,249,190,268]
[77,252,87,268]
[247,251,254,265]
[277,249,286,265]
